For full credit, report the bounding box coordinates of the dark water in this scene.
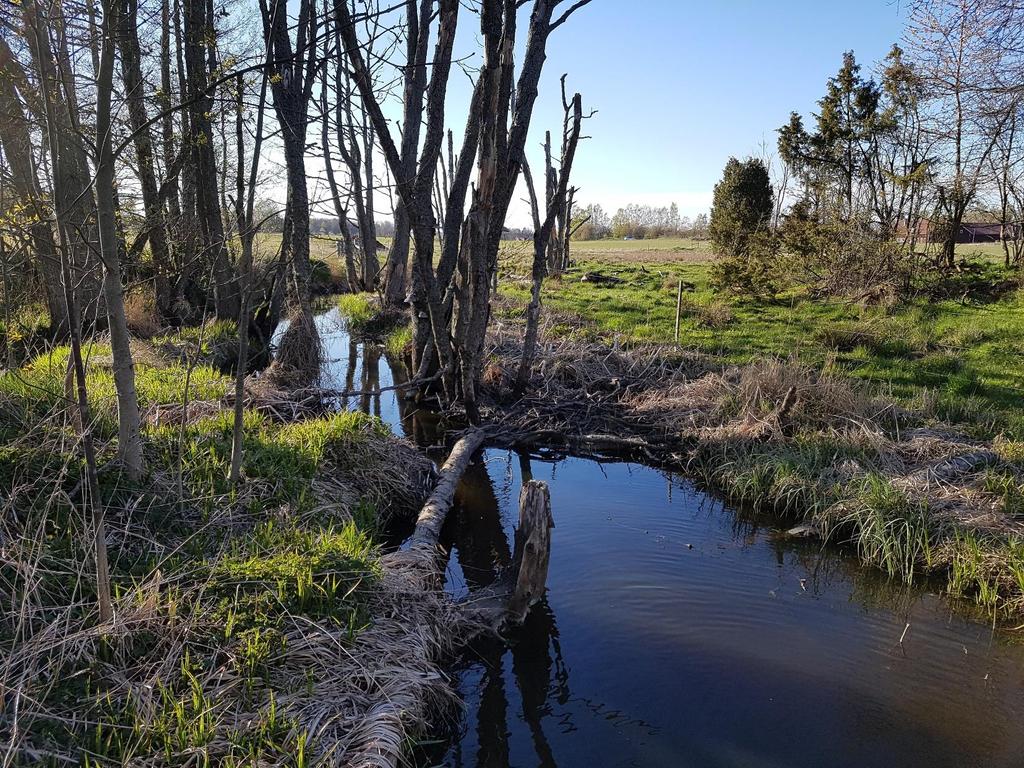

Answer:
[290,308,1024,768]
[434,454,1024,768]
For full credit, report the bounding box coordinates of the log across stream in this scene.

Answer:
[282,307,1024,767]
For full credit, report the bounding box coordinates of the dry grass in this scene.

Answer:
[266,308,323,388]
[124,289,163,338]
[484,304,1024,618]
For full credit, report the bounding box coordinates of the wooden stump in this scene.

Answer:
[507,480,554,623]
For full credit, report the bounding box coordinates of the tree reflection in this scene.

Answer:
[443,452,569,768]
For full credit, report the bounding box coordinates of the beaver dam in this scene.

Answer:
[291,307,1024,768]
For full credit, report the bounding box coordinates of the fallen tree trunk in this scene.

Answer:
[407,429,487,552]
[364,431,557,766]
[346,429,485,768]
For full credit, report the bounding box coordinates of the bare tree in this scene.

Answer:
[260,0,322,380]
[230,68,269,484]
[183,0,239,317]
[0,36,65,334]
[337,0,593,417]
[28,0,113,622]
[117,0,175,320]
[96,0,144,480]
[908,0,1008,266]
[517,79,585,392]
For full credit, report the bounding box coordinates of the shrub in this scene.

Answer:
[124,290,162,338]
[709,156,774,258]
[709,231,780,297]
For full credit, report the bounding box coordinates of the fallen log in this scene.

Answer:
[358,429,486,767]
[579,271,624,285]
[405,429,487,554]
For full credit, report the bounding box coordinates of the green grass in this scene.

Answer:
[337,293,377,329]
[0,341,231,441]
[844,475,934,583]
[386,324,413,358]
[0,326,403,764]
[498,252,1024,438]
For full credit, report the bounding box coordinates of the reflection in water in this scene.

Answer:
[282,308,1024,768]
[429,451,1024,768]
[275,306,442,442]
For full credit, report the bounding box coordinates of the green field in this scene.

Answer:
[496,238,1024,439]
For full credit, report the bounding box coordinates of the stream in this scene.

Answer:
[277,307,1024,767]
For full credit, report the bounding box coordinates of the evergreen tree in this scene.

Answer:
[709,157,774,256]
[709,157,777,296]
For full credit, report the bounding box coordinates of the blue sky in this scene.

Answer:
[301,2,907,228]
[502,0,907,225]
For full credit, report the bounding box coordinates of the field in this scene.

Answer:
[496,238,1024,440]
[241,233,1023,439]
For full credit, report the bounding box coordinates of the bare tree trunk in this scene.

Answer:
[184,0,238,318]
[380,0,431,307]
[118,0,174,320]
[261,0,320,381]
[516,87,583,393]
[0,37,65,335]
[33,0,113,622]
[23,0,103,325]
[159,0,184,313]
[229,69,268,485]
[319,43,358,290]
[97,0,144,480]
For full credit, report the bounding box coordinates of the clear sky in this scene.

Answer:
[501,0,907,226]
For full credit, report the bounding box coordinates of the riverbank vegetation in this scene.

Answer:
[6,0,1024,762]
[0,330,458,764]
[497,252,1024,440]
[479,297,1024,618]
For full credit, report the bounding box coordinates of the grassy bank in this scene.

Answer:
[484,315,1024,620]
[0,332,445,765]
[497,245,1024,441]
[485,238,1024,622]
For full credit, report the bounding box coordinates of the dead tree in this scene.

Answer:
[453,0,594,420]
[516,81,584,393]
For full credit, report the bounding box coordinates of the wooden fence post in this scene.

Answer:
[674,278,684,342]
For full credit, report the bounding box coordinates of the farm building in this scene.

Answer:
[897,218,1022,243]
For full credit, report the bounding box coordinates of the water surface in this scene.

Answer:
[433,453,1024,768]
[289,308,1024,768]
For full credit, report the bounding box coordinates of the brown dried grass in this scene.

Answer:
[124,290,163,339]
[266,308,323,388]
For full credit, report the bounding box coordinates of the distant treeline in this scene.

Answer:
[570,203,709,241]
[308,217,532,241]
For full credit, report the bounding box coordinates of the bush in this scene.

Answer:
[709,231,780,297]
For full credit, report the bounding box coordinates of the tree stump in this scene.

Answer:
[507,480,554,623]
